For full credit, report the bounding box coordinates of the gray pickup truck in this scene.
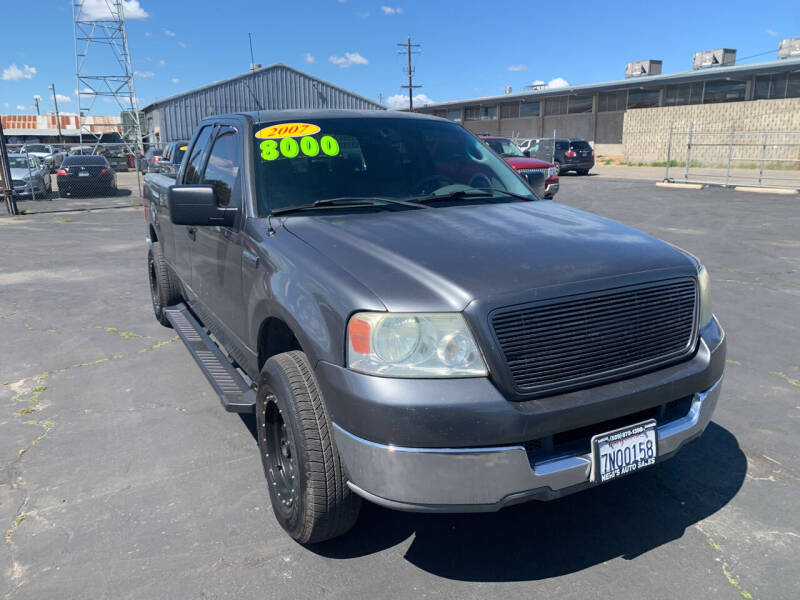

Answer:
[143,110,725,544]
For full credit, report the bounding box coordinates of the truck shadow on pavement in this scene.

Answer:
[313,422,746,581]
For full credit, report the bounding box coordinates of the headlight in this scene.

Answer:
[697,265,712,328]
[347,312,487,377]
[548,166,556,178]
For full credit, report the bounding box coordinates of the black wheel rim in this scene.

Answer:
[148,253,161,315]
[263,400,297,514]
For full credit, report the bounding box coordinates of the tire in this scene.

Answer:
[256,351,361,544]
[577,169,589,176]
[148,241,181,327]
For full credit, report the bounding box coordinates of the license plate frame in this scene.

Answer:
[590,419,657,483]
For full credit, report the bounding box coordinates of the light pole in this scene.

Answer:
[33,95,41,115]
[49,83,63,145]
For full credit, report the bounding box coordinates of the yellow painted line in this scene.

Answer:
[733,186,798,195]
[655,182,704,190]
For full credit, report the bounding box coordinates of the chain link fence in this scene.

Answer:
[0,141,174,212]
[663,121,800,190]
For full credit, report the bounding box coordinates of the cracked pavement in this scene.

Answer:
[1,177,799,599]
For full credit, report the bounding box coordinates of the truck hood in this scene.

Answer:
[283,201,697,312]
[504,156,553,169]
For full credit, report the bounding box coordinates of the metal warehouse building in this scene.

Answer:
[141,63,384,143]
[415,49,800,160]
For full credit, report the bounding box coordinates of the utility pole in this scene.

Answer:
[378,92,383,105]
[249,33,256,71]
[397,37,421,111]
[49,83,63,144]
[33,95,41,115]
[0,117,19,215]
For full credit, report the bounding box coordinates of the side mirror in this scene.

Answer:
[168,185,237,227]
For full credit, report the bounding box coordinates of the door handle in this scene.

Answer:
[187,226,196,241]
[243,249,259,269]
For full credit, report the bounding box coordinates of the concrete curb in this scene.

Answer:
[655,182,704,190]
[733,186,798,195]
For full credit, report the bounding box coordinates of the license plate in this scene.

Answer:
[590,419,657,483]
[79,171,90,177]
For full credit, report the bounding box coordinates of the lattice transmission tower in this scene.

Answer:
[72,0,143,156]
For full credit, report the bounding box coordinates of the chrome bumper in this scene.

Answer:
[333,376,723,512]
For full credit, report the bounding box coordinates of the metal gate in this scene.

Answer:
[663,121,800,190]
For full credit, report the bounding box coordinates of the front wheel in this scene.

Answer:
[256,351,361,544]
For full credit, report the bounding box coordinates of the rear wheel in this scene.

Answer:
[576,169,589,175]
[257,351,361,544]
[148,241,181,327]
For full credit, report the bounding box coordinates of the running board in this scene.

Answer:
[164,303,256,414]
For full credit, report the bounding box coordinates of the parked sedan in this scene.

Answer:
[56,155,117,197]
[479,136,559,198]
[7,154,52,199]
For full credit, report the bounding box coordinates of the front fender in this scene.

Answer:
[243,219,385,375]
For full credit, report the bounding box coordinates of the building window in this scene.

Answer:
[568,95,593,114]
[754,72,800,99]
[544,96,568,115]
[464,106,480,121]
[663,83,703,106]
[598,90,627,112]
[519,101,540,117]
[446,108,462,122]
[626,88,661,109]
[500,103,520,119]
[703,79,747,103]
[464,106,496,121]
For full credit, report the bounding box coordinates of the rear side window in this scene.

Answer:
[570,141,592,151]
[555,141,569,151]
[202,127,241,207]
[184,126,214,184]
[62,155,108,166]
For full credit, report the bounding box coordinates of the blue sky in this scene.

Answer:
[1,0,798,114]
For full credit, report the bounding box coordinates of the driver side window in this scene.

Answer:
[201,127,241,208]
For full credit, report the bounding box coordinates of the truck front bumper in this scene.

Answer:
[333,376,722,512]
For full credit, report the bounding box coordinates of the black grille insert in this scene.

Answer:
[491,278,697,395]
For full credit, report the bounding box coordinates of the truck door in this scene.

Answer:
[191,125,246,348]
[171,125,214,294]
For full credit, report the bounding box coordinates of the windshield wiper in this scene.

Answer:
[272,196,429,216]
[415,187,535,204]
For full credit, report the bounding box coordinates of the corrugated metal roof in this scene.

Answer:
[142,63,385,141]
[142,63,383,110]
[418,57,800,109]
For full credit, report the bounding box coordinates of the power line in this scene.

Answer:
[397,37,421,111]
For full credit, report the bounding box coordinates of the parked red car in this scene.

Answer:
[479,136,559,198]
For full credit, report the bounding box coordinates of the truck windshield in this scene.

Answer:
[252,116,532,215]
[482,138,524,158]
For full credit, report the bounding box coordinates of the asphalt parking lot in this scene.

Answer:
[2,172,798,599]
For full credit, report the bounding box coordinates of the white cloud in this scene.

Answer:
[507,64,528,72]
[16,105,26,111]
[356,11,369,18]
[171,77,179,84]
[529,77,569,88]
[3,103,8,108]
[329,52,368,68]
[56,94,71,103]
[178,41,187,48]
[144,31,152,37]
[385,93,434,109]
[158,59,166,66]
[79,0,148,20]
[135,71,155,78]
[33,94,42,101]
[303,52,315,64]
[164,29,176,37]
[765,28,778,37]
[2,63,37,81]
[381,5,403,14]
